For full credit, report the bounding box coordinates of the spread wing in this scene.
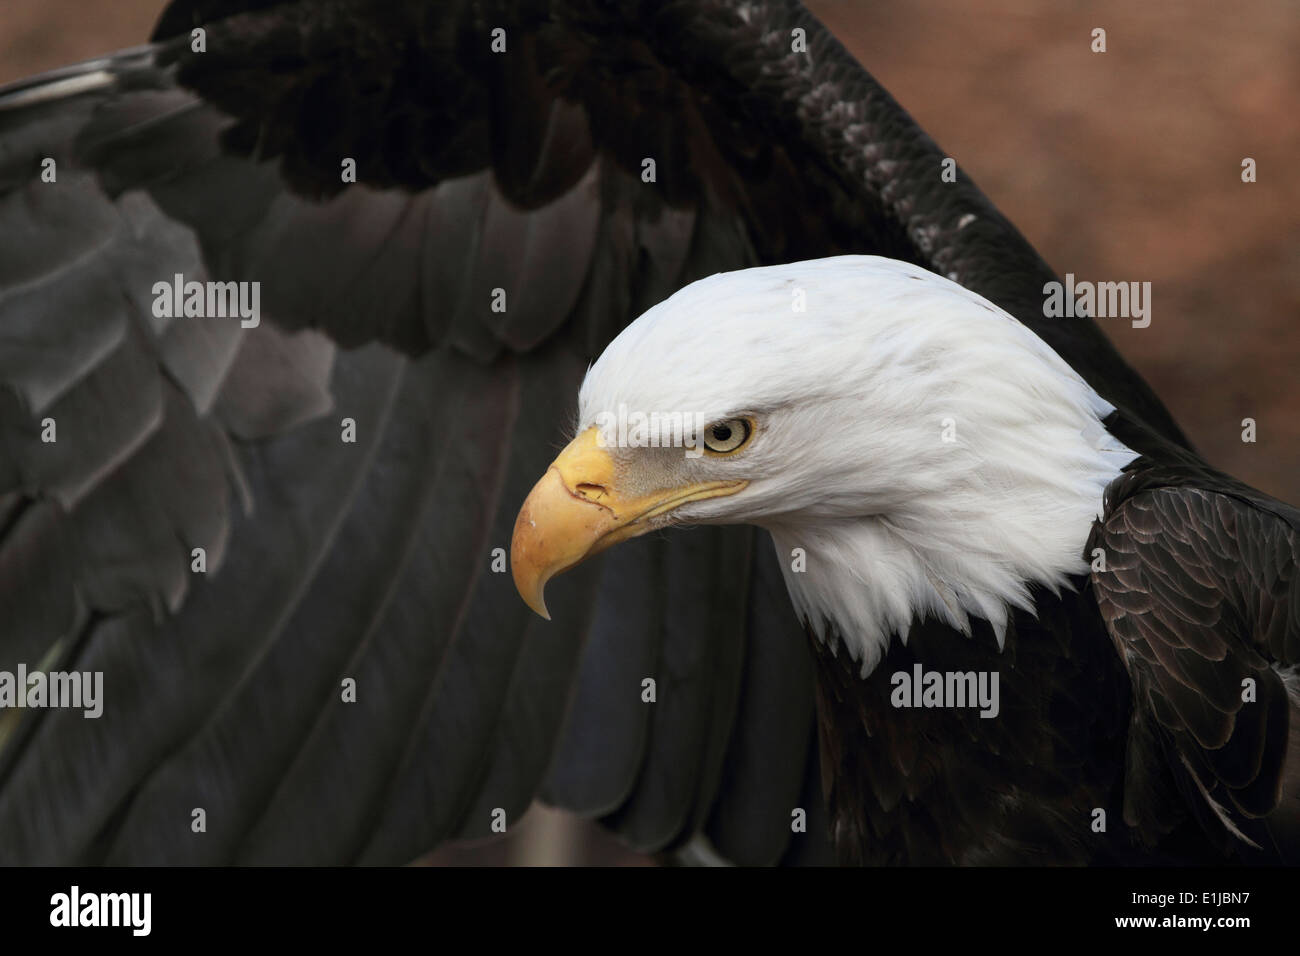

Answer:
[0,0,1185,864]
[1089,465,1300,858]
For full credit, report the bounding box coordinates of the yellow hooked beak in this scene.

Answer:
[511,426,747,619]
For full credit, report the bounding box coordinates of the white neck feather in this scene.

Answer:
[763,372,1135,677]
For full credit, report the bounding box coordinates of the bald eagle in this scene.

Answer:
[0,0,1291,865]
[512,256,1300,863]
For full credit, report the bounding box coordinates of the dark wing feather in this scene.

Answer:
[137,0,1187,446]
[0,0,1189,864]
[1090,465,1300,857]
[704,540,818,865]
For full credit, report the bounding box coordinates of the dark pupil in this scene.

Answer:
[711,425,732,443]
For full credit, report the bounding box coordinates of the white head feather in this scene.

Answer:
[577,255,1136,676]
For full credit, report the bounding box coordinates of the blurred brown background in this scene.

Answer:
[3,0,1297,864]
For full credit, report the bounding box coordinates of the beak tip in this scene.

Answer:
[512,544,553,620]
[525,591,552,621]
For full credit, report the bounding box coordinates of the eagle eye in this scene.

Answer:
[703,418,752,455]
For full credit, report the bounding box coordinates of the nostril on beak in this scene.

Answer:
[574,482,608,502]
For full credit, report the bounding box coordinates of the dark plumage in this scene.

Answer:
[0,0,1291,866]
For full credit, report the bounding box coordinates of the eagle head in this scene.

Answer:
[511,255,1134,674]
